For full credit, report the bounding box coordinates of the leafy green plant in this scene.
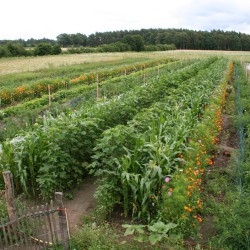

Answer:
[1,58,216,199]
[90,58,229,223]
[123,221,177,245]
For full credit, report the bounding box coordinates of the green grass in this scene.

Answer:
[0,57,155,88]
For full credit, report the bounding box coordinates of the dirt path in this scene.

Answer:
[199,111,238,243]
[63,176,97,228]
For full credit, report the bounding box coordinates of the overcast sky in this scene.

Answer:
[1,0,250,40]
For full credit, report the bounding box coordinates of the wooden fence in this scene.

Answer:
[0,171,70,250]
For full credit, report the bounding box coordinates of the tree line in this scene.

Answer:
[55,28,250,51]
[1,28,250,58]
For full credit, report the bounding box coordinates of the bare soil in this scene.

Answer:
[62,176,97,228]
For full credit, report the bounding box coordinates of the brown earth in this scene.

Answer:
[62,176,97,229]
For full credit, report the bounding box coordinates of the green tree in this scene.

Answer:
[34,43,53,56]
[71,33,87,46]
[51,44,62,55]
[56,33,72,47]
[123,35,144,51]
[5,43,27,56]
[0,46,11,57]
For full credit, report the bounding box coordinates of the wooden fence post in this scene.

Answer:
[3,171,17,222]
[55,192,70,250]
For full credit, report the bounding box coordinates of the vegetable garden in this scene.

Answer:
[0,53,249,249]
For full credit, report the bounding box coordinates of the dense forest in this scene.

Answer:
[56,28,250,50]
[1,28,250,58]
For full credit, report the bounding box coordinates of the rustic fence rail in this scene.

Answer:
[0,171,70,250]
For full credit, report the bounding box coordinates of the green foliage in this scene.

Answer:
[0,59,184,197]
[0,46,11,57]
[123,221,177,245]
[91,58,228,222]
[144,44,176,51]
[34,43,61,56]
[123,35,145,52]
[0,42,28,58]
[51,44,62,55]
[70,224,119,250]
[0,57,224,201]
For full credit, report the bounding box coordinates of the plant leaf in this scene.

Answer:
[124,227,135,236]
[149,234,162,245]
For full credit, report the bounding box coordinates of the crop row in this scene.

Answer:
[0,57,219,199]
[0,60,195,119]
[0,60,196,145]
[0,59,175,107]
[89,58,229,221]
[234,62,250,188]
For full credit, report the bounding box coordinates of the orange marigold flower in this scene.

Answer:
[184,206,192,212]
[194,170,199,175]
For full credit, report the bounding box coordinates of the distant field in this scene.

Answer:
[1,50,250,77]
[0,52,160,76]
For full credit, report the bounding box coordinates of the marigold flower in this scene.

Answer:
[184,206,192,212]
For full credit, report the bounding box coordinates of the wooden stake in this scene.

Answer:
[3,171,17,222]
[125,69,127,76]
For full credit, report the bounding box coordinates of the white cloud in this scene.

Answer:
[1,0,250,40]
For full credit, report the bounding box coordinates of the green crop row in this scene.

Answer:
[89,58,228,221]
[0,59,175,107]
[0,60,192,119]
[234,62,250,188]
[0,60,195,144]
[0,57,218,199]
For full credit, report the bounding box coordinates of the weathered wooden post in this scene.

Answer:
[55,192,70,250]
[3,171,17,222]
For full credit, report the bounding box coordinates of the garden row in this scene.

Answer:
[0,59,193,119]
[89,58,231,225]
[0,60,194,142]
[0,57,218,198]
[234,62,250,189]
[0,58,175,107]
